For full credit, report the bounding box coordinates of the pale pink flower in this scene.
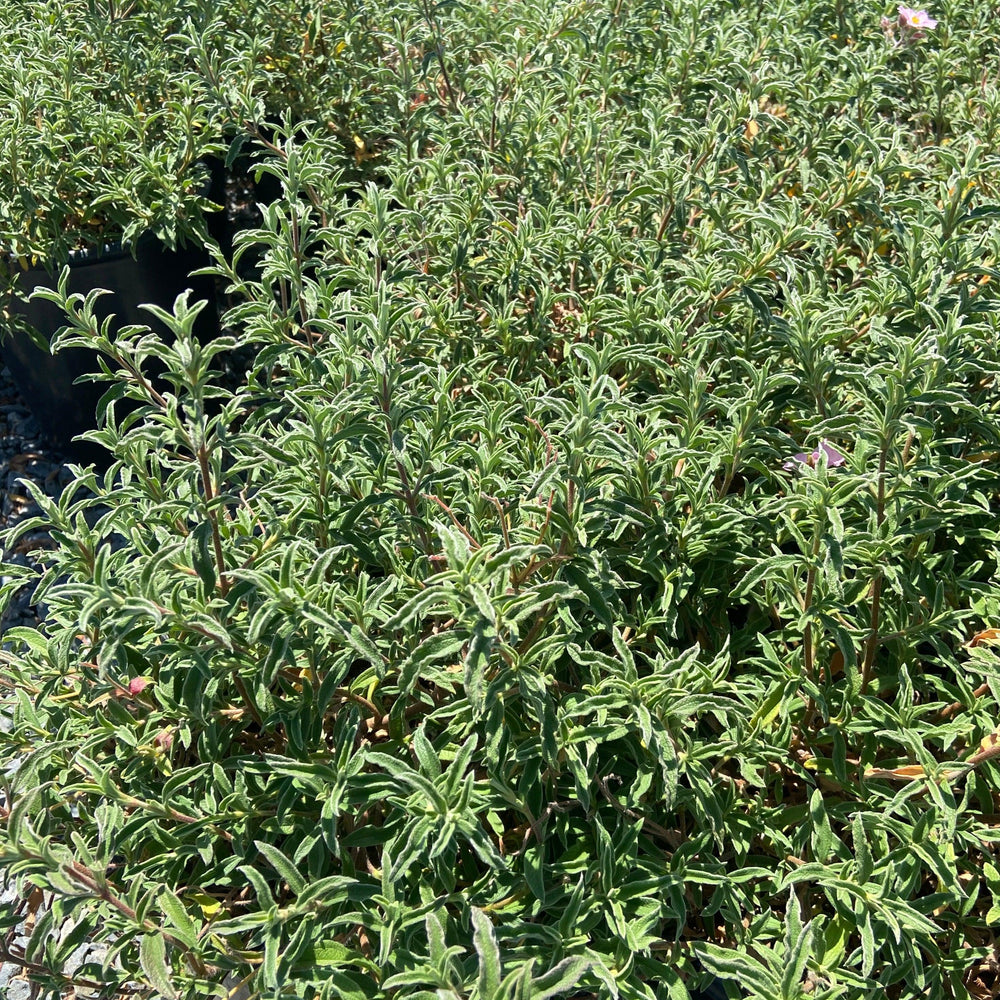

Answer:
[128,677,151,696]
[783,441,847,472]
[897,5,937,29]
[883,6,937,45]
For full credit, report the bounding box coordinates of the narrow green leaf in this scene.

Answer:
[853,813,873,883]
[472,908,502,1000]
[413,725,442,778]
[809,788,833,862]
[860,911,876,978]
[464,618,495,717]
[139,933,177,1000]
[780,894,811,1000]
[159,888,199,950]
[523,844,546,903]
[255,841,306,896]
[531,955,592,1000]
[694,942,779,997]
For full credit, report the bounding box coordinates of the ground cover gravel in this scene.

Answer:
[0,363,76,997]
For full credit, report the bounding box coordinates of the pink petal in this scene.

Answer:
[818,441,847,467]
[783,442,848,471]
[783,452,811,471]
[128,677,151,696]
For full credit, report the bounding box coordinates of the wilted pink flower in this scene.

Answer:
[128,677,151,696]
[783,441,847,472]
[897,5,937,29]
[152,729,174,751]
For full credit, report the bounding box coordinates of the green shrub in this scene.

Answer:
[0,0,223,263]
[0,0,382,266]
[2,1,1000,999]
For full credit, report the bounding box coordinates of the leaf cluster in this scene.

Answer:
[2,1,1000,999]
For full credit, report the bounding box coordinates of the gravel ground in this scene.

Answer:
[0,363,77,997]
[0,374,75,631]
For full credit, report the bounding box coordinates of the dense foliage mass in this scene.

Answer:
[2,0,1000,997]
[0,0,382,261]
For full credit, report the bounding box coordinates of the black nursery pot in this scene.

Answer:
[1,234,219,461]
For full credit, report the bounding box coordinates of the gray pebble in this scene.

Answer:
[0,363,76,993]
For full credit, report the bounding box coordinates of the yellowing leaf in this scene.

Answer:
[827,648,846,677]
[967,627,1000,647]
[864,764,926,780]
[187,892,222,919]
[353,135,378,165]
[969,728,1000,764]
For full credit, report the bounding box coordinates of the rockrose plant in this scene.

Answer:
[1,1,1000,999]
